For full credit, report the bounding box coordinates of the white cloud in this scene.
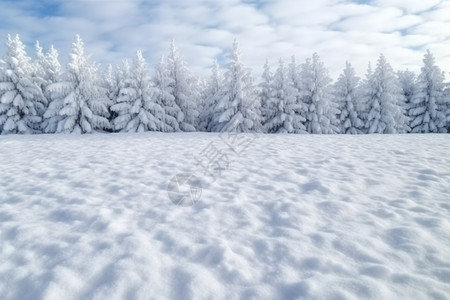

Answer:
[0,0,449,81]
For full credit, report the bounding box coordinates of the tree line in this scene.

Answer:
[0,34,449,135]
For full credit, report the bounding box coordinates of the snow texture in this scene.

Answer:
[1,133,450,299]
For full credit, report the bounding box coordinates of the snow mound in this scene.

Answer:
[0,133,449,299]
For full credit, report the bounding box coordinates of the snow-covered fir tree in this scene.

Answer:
[43,45,62,85]
[35,43,62,115]
[0,34,44,134]
[43,35,110,134]
[334,61,364,134]
[259,59,274,127]
[445,83,450,132]
[264,58,306,133]
[111,51,165,132]
[356,63,373,132]
[397,70,415,107]
[198,59,223,132]
[153,56,181,132]
[165,40,199,131]
[209,40,262,132]
[362,54,409,134]
[32,41,47,92]
[103,62,128,126]
[299,53,339,134]
[409,50,447,133]
[288,56,308,127]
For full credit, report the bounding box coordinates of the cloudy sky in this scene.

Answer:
[0,0,449,79]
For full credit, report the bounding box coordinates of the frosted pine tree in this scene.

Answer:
[356,63,374,132]
[409,50,447,133]
[33,42,62,92]
[397,70,415,108]
[362,54,409,134]
[35,43,62,123]
[264,58,306,133]
[209,40,262,133]
[44,35,110,134]
[32,41,47,94]
[300,53,339,134]
[166,41,199,131]
[288,56,308,126]
[111,51,164,132]
[198,60,223,132]
[397,70,415,132]
[445,84,450,132]
[334,61,364,134]
[40,46,68,133]
[44,45,62,85]
[259,59,274,127]
[103,62,127,126]
[153,56,181,132]
[0,34,44,134]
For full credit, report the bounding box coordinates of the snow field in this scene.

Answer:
[0,133,450,299]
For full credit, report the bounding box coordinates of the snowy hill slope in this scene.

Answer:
[1,133,450,299]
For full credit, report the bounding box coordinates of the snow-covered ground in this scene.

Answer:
[1,133,450,300]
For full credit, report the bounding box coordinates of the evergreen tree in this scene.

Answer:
[264,58,306,133]
[334,61,364,134]
[209,40,262,133]
[34,42,62,120]
[44,35,110,134]
[300,53,339,134]
[409,50,447,133]
[0,34,44,134]
[153,56,181,132]
[397,70,415,108]
[33,41,47,93]
[103,62,126,126]
[288,56,308,127]
[445,83,450,132]
[111,51,165,132]
[362,54,409,134]
[166,40,199,131]
[44,45,62,85]
[259,59,274,128]
[199,59,223,132]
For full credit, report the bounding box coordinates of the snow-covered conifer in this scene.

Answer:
[264,58,306,133]
[409,50,447,133]
[198,59,223,132]
[44,35,110,134]
[397,70,415,108]
[209,40,262,132]
[165,41,200,131]
[444,84,450,132]
[259,59,274,128]
[103,63,126,126]
[0,34,44,134]
[288,56,308,125]
[300,53,339,134]
[334,61,364,134]
[153,56,181,132]
[111,51,164,132]
[362,54,409,134]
